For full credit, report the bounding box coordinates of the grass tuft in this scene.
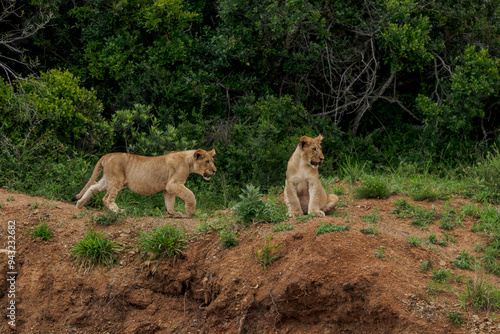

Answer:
[71,228,121,272]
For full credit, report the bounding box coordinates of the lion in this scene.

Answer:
[284,135,338,217]
[72,149,216,218]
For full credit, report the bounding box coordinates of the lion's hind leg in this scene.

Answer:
[321,193,339,215]
[76,177,107,209]
[102,181,124,213]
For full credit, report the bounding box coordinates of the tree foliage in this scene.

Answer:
[1,0,500,192]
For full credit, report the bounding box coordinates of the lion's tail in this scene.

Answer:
[72,156,105,201]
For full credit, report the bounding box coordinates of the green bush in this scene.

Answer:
[316,223,349,235]
[71,228,122,272]
[220,229,238,248]
[138,224,188,265]
[460,276,500,311]
[30,222,54,241]
[0,70,112,159]
[451,250,474,270]
[273,223,294,233]
[233,184,287,225]
[355,176,390,199]
[473,148,500,203]
[251,234,283,271]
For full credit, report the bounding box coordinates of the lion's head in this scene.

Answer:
[194,149,217,180]
[299,135,324,168]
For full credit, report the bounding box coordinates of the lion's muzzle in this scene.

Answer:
[203,172,214,181]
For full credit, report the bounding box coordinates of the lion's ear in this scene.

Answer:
[194,149,204,160]
[299,136,311,149]
[316,134,324,142]
[209,149,216,157]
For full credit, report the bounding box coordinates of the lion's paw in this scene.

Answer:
[287,210,304,218]
[310,210,326,217]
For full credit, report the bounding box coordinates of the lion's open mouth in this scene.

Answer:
[310,161,320,167]
[203,173,213,180]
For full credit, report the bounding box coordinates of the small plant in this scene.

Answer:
[71,228,122,272]
[439,204,464,231]
[138,224,188,269]
[410,185,441,202]
[410,206,437,230]
[295,214,319,223]
[339,156,367,184]
[233,185,287,225]
[426,233,448,246]
[451,250,474,270]
[360,224,380,235]
[447,310,464,326]
[431,268,451,283]
[355,176,390,199]
[480,246,500,275]
[425,280,442,296]
[419,259,433,272]
[375,246,386,260]
[362,209,380,224]
[390,198,413,217]
[459,275,500,311]
[461,203,480,218]
[220,229,238,248]
[443,233,457,244]
[233,184,267,225]
[407,235,422,247]
[6,196,14,202]
[30,221,54,241]
[251,234,283,271]
[90,211,126,226]
[316,223,349,235]
[273,223,294,233]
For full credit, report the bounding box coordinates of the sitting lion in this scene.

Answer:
[284,135,338,217]
[72,149,216,218]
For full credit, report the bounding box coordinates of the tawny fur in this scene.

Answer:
[72,149,216,218]
[284,135,338,217]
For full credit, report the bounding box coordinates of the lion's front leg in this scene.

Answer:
[165,183,196,218]
[284,180,303,217]
[307,180,327,217]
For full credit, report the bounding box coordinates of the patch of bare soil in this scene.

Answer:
[1,187,500,333]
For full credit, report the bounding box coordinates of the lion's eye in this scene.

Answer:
[206,160,210,164]
[313,148,317,151]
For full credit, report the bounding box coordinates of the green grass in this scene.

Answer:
[316,223,349,235]
[233,184,287,225]
[410,206,438,230]
[220,229,238,248]
[407,235,422,247]
[89,211,126,226]
[355,176,390,199]
[339,156,367,184]
[460,275,500,311]
[375,246,386,260]
[295,214,319,223]
[362,209,380,224]
[360,225,380,235]
[447,310,464,326]
[70,228,122,272]
[251,234,283,271]
[419,259,433,272]
[390,198,414,217]
[29,221,54,241]
[273,223,294,233]
[431,268,451,283]
[138,224,188,269]
[451,250,474,270]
